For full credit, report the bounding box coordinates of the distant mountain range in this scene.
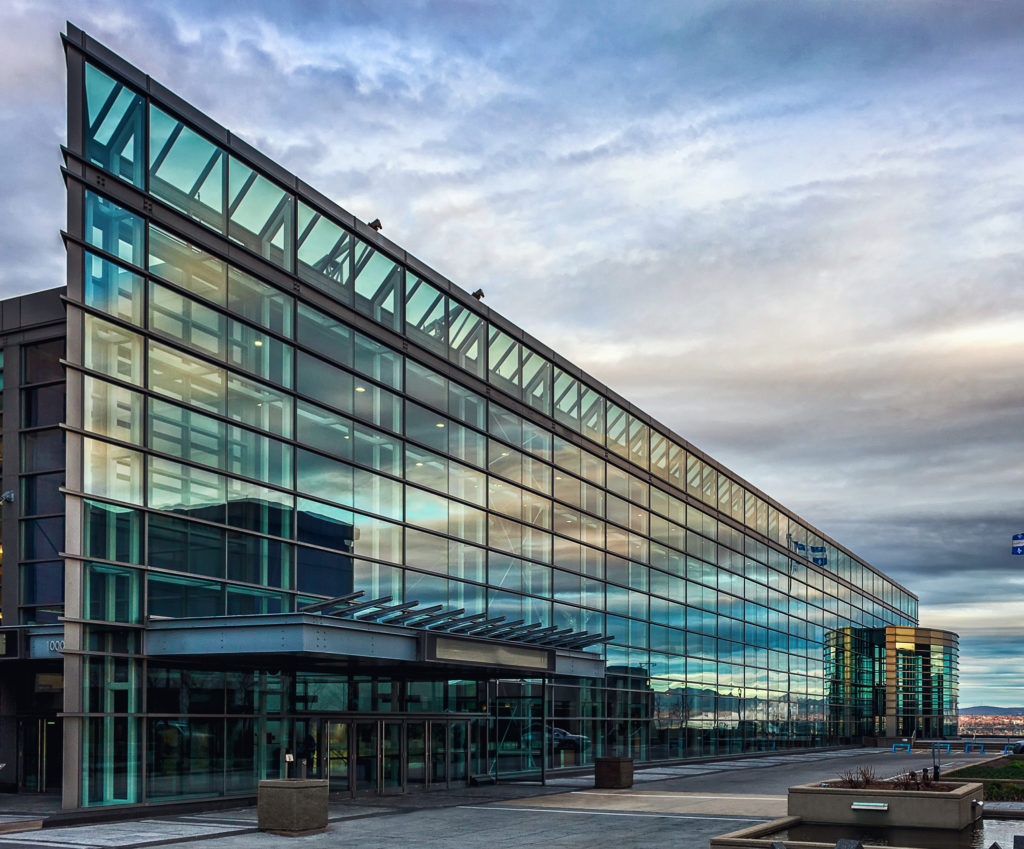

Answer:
[960,706,1024,716]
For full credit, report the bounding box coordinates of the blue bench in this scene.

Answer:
[1003,744,1017,754]
[891,743,911,752]
[965,743,985,753]
[932,743,951,753]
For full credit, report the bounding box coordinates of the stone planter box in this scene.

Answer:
[787,780,985,830]
[594,757,633,789]
[257,779,329,834]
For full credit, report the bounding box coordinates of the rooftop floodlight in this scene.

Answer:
[368,218,383,231]
[0,491,14,503]
[471,288,484,300]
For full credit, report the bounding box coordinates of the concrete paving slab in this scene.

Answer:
[495,788,787,818]
[0,819,249,849]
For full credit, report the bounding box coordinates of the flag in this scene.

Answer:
[810,545,828,566]
[1014,533,1024,556]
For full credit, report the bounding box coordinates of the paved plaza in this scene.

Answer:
[0,748,1008,849]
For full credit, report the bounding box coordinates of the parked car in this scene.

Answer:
[1010,740,1024,754]
[523,724,591,752]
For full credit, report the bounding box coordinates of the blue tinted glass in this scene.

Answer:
[85,192,144,267]
[85,63,145,186]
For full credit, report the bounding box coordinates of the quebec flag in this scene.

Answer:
[810,545,828,566]
[792,541,806,555]
[1014,533,1024,556]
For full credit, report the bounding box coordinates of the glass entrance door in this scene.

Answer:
[325,721,349,792]
[18,718,61,793]
[354,722,379,793]
[326,718,472,795]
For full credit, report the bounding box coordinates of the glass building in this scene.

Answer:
[0,25,955,809]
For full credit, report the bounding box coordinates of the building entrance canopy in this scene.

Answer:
[145,612,606,679]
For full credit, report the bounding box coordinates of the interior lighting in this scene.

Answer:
[355,386,366,392]
[435,422,445,428]
[254,340,263,347]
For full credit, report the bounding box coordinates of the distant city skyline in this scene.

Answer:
[1,0,1022,704]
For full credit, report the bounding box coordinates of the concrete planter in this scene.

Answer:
[257,779,329,834]
[594,757,633,789]
[787,780,985,830]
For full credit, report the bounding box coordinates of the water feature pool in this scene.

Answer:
[763,818,1024,848]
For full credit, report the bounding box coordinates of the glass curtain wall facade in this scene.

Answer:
[825,626,959,740]
[11,25,934,808]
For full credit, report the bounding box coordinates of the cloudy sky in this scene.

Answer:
[2,0,1022,706]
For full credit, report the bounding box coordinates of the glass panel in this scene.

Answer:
[85,63,144,187]
[83,500,143,564]
[580,388,604,446]
[297,450,353,509]
[149,104,225,231]
[327,722,350,792]
[355,723,378,792]
[148,226,227,305]
[148,574,223,619]
[85,315,142,385]
[148,340,225,414]
[227,372,292,438]
[448,302,485,379]
[521,349,551,414]
[22,472,65,515]
[148,456,226,522]
[84,376,142,443]
[228,266,293,337]
[85,252,144,325]
[297,351,352,414]
[22,384,65,428]
[297,201,354,304]
[149,397,224,468]
[352,239,402,331]
[553,369,580,431]
[430,722,447,785]
[83,437,144,505]
[407,722,426,788]
[297,401,352,460]
[227,318,293,387]
[227,478,293,536]
[85,192,144,267]
[149,282,226,359]
[488,327,520,397]
[149,514,225,578]
[227,532,291,588]
[382,722,402,791]
[606,403,628,459]
[405,276,446,355]
[21,520,64,562]
[84,561,142,622]
[354,334,402,390]
[228,157,293,270]
[296,303,352,367]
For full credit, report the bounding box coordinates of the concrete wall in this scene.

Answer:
[788,781,984,830]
